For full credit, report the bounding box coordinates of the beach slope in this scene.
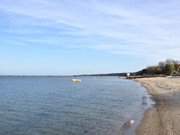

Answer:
[136,77,180,135]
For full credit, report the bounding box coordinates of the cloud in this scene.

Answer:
[0,0,180,60]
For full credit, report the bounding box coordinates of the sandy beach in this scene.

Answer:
[136,77,180,135]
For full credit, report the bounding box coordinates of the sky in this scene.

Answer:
[0,0,180,75]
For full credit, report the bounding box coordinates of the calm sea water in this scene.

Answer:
[0,76,152,135]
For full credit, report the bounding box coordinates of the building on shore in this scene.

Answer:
[126,73,130,78]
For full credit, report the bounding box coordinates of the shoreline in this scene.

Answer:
[135,77,180,135]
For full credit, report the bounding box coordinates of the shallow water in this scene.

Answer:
[0,76,152,135]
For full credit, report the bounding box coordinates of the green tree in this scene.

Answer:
[165,64,175,75]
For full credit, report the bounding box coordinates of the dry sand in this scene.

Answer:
[136,77,180,135]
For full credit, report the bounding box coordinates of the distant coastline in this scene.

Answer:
[74,59,180,78]
[1,59,180,78]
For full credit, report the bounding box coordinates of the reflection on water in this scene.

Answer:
[0,76,152,135]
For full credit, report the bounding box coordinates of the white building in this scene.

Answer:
[126,73,130,77]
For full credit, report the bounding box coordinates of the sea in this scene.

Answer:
[0,76,153,135]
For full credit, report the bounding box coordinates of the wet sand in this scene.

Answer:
[136,77,180,135]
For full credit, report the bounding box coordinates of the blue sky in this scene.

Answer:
[0,0,180,75]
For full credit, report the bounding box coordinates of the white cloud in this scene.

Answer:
[0,0,180,60]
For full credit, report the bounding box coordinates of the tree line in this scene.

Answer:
[136,59,180,76]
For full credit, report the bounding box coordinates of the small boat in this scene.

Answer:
[72,79,81,83]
